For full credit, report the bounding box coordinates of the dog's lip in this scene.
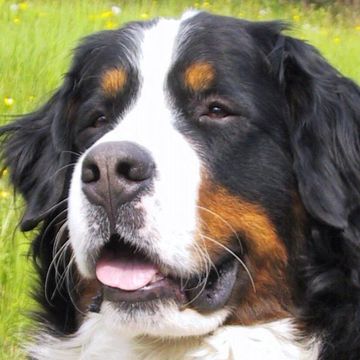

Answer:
[185,256,239,311]
[102,278,187,304]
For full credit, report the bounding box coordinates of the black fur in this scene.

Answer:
[1,12,360,358]
[278,31,360,360]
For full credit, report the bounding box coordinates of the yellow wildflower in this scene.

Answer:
[105,21,116,29]
[355,25,360,31]
[4,97,14,107]
[28,95,35,101]
[19,2,28,10]
[141,13,149,19]
[202,1,211,8]
[0,191,10,198]
[100,11,113,19]
[293,15,300,22]
[333,37,341,44]
[13,17,20,24]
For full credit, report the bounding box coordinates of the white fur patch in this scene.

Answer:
[28,317,318,360]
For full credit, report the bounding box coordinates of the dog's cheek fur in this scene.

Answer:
[196,178,292,325]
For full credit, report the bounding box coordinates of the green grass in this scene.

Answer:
[0,0,359,358]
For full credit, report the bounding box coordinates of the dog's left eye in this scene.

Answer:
[208,104,228,119]
[199,103,230,123]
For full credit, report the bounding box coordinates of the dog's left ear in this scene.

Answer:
[270,33,360,229]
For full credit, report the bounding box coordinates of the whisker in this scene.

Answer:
[44,219,74,307]
[44,239,71,305]
[201,234,256,293]
[180,236,216,307]
[47,163,77,182]
[61,255,87,316]
[50,241,72,294]
[60,150,82,157]
[196,205,244,254]
[52,220,69,263]
[181,267,210,308]
[40,207,68,254]
[184,241,212,291]
[41,198,69,220]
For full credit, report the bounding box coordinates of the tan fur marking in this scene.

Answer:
[196,178,292,324]
[101,67,127,96]
[184,62,215,92]
[197,179,287,261]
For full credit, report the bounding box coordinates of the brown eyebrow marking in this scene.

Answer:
[184,62,215,92]
[101,67,127,97]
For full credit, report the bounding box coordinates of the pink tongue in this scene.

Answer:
[96,256,158,291]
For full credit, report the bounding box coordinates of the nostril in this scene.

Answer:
[82,163,100,183]
[117,161,132,180]
[116,160,154,182]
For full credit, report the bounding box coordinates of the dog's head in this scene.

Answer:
[2,11,360,352]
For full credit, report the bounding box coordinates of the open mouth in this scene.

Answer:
[94,236,239,312]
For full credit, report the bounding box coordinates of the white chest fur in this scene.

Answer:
[28,314,317,360]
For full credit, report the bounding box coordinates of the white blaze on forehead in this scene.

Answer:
[141,19,180,101]
[102,17,187,140]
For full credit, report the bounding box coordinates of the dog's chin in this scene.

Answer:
[99,297,230,339]
[89,235,240,315]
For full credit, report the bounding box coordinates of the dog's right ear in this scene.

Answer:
[0,77,75,231]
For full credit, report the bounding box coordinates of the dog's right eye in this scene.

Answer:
[75,113,111,151]
[92,115,108,128]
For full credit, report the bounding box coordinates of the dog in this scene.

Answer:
[1,10,360,359]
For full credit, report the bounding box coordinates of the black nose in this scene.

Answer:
[81,141,155,226]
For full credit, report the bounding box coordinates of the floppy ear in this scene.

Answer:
[0,78,74,231]
[271,35,360,229]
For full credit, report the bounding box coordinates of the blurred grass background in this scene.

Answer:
[0,0,359,358]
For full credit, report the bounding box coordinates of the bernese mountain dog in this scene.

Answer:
[1,11,360,360]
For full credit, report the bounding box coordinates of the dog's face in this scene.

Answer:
[66,12,296,336]
[2,11,360,350]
